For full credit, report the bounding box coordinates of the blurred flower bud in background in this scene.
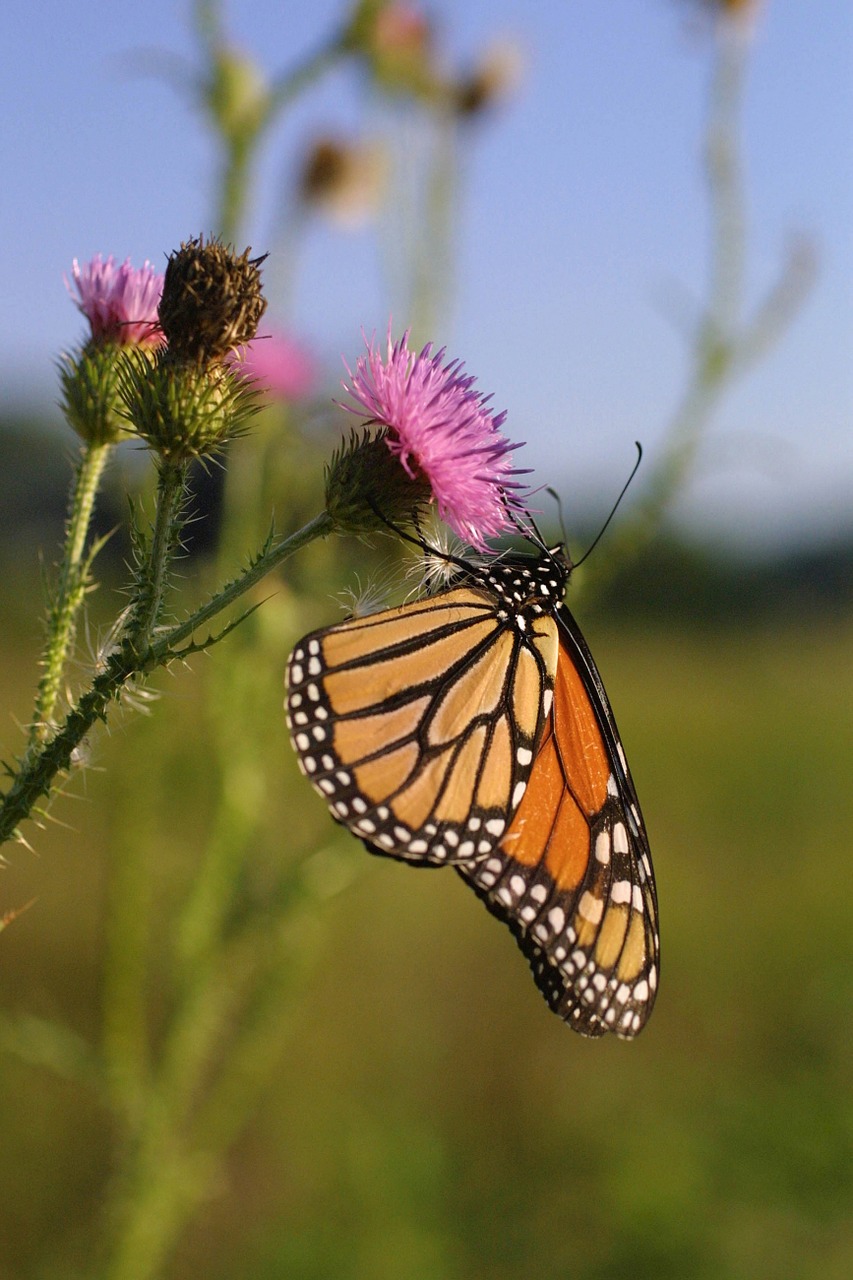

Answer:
[298,135,388,229]
[454,39,525,119]
[206,43,270,145]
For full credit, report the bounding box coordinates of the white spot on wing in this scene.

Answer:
[579,891,603,924]
[613,823,629,855]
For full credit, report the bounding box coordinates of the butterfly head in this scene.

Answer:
[472,542,571,618]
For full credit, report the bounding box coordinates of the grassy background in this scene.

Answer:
[1,520,850,1280]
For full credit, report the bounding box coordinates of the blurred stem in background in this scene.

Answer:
[193,0,354,245]
[590,14,813,594]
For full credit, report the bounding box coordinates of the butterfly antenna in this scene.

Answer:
[545,486,568,545]
[366,500,473,573]
[507,505,550,558]
[574,442,643,570]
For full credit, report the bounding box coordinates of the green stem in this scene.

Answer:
[704,28,746,346]
[639,32,747,522]
[28,440,111,747]
[266,32,351,123]
[101,749,157,1136]
[127,461,188,650]
[147,509,334,662]
[216,138,254,248]
[101,922,267,1280]
[0,511,334,847]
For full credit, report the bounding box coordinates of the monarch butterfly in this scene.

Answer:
[286,537,658,1038]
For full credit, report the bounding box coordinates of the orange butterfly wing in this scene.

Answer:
[457,607,659,1038]
[286,581,560,865]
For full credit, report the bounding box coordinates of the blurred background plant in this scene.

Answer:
[1,2,850,1279]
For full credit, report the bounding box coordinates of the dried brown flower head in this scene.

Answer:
[158,235,267,363]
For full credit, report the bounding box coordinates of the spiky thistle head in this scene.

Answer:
[61,254,165,444]
[332,326,530,550]
[117,236,268,460]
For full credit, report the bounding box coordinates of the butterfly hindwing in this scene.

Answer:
[457,606,659,1039]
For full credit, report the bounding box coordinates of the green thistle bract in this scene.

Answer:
[325,428,432,534]
[118,348,260,463]
[58,342,133,445]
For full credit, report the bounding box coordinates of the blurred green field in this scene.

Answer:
[1,559,850,1280]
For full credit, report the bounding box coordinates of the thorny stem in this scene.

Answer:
[0,510,334,846]
[148,509,334,662]
[126,461,188,650]
[27,440,112,749]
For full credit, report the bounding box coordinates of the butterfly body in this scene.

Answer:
[286,544,658,1037]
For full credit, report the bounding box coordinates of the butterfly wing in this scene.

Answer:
[286,584,559,866]
[457,605,659,1038]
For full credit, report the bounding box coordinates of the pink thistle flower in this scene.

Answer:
[341,328,528,550]
[228,331,317,402]
[66,254,164,347]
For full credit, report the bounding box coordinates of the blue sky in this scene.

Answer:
[1,1,850,551]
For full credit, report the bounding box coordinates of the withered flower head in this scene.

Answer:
[157,235,267,363]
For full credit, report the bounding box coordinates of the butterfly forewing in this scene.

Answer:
[457,607,659,1039]
[286,572,562,866]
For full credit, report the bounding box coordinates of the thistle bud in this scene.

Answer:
[59,345,131,446]
[118,347,260,464]
[454,41,524,118]
[207,46,269,145]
